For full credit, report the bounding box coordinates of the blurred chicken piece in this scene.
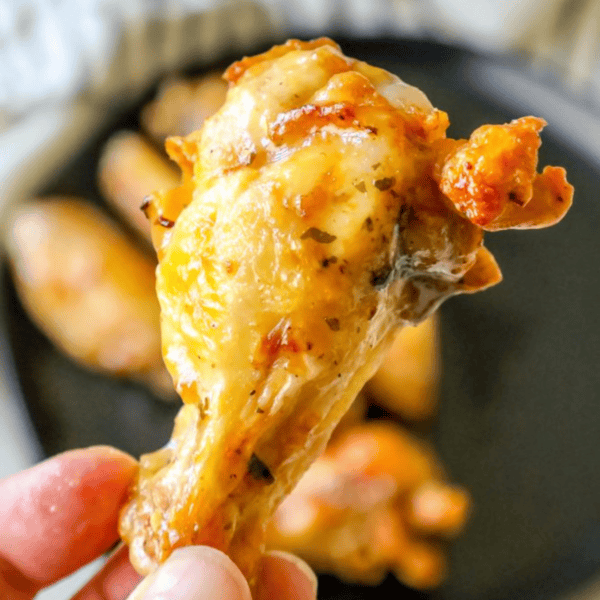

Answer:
[6,198,174,398]
[120,38,572,581]
[98,131,180,243]
[368,316,439,421]
[268,422,469,589]
[141,73,228,144]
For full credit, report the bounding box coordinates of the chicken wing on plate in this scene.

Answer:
[6,198,173,397]
[268,421,470,589]
[119,38,573,584]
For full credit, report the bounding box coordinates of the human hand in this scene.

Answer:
[125,546,317,600]
[0,446,317,600]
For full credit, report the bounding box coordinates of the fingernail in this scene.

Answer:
[128,546,252,600]
[260,551,318,600]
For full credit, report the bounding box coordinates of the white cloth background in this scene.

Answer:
[1,0,599,122]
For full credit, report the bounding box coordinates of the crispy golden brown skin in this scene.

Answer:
[437,116,573,230]
[119,38,573,583]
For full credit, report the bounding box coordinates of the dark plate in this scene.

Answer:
[4,38,600,600]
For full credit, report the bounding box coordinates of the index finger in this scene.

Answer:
[0,446,137,591]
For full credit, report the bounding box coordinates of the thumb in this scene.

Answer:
[257,551,318,600]
[127,546,251,600]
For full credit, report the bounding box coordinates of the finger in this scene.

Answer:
[0,555,39,600]
[256,551,317,600]
[71,545,141,600]
[0,446,137,590]
[126,546,251,600]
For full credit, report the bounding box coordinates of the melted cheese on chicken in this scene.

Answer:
[119,38,572,584]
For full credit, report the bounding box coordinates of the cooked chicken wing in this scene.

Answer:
[119,38,572,584]
[140,70,443,420]
[6,198,173,397]
[268,422,469,589]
